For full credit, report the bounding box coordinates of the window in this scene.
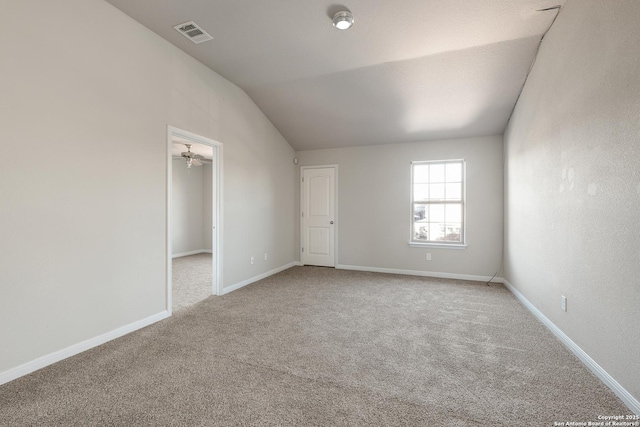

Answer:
[411,160,465,245]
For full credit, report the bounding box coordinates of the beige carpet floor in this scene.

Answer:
[0,266,629,426]
[172,253,212,313]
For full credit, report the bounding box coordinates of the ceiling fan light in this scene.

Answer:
[333,11,354,30]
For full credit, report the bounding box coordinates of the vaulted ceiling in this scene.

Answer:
[105,0,564,151]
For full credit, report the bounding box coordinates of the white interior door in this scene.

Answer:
[301,167,335,267]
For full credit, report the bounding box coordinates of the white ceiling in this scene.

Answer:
[105,0,564,151]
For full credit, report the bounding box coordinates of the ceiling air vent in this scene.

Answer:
[173,21,213,44]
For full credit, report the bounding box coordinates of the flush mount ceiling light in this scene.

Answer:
[332,11,354,30]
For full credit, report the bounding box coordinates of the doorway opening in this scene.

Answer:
[167,126,223,315]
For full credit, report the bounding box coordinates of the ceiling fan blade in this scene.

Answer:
[200,158,213,163]
[192,159,203,167]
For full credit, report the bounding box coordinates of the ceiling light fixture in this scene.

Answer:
[332,11,354,30]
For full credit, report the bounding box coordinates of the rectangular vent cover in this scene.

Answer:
[173,21,213,44]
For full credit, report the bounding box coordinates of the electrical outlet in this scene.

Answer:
[426,253,432,261]
[264,252,268,261]
[561,295,567,312]
[250,257,255,265]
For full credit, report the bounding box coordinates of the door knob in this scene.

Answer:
[330,221,334,224]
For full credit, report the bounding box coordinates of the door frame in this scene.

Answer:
[167,125,224,315]
[300,165,338,266]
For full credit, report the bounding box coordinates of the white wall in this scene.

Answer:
[171,160,204,255]
[504,0,640,402]
[0,0,295,376]
[296,136,503,278]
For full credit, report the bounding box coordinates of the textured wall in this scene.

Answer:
[504,0,640,401]
[296,136,503,277]
[0,0,295,374]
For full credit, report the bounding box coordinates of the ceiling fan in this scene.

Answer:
[173,144,212,168]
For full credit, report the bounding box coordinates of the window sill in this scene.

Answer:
[408,242,467,250]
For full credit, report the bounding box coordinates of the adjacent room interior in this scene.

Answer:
[1,0,638,424]
[171,139,214,312]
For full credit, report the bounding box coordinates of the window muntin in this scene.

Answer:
[411,160,465,245]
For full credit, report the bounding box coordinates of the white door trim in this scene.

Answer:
[300,165,338,267]
[167,126,224,316]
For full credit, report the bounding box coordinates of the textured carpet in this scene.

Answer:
[172,253,212,313]
[0,266,629,426]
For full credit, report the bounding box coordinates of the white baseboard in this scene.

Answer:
[222,262,300,295]
[0,310,170,386]
[172,249,212,259]
[502,279,640,415]
[336,264,498,283]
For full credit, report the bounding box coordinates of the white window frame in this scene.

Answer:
[409,159,467,249]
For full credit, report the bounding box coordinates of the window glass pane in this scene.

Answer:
[445,184,462,200]
[413,222,429,241]
[429,183,444,200]
[413,165,429,183]
[445,204,462,223]
[429,223,445,241]
[446,163,462,182]
[444,224,462,242]
[413,183,428,201]
[429,204,445,222]
[445,183,461,200]
[430,164,445,183]
[413,204,426,222]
